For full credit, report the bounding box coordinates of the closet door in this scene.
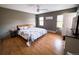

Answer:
[62,13,77,36]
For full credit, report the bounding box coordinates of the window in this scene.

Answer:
[39,17,44,26]
[57,15,63,28]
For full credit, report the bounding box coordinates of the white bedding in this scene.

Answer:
[18,27,47,42]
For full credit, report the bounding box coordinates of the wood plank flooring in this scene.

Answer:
[0,32,64,55]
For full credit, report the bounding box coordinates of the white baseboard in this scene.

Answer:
[47,30,56,33]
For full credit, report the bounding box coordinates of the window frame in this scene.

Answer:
[57,15,63,28]
[39,17,44,26]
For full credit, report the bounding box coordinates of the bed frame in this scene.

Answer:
[17,24,47,47]
[17,24,33,47]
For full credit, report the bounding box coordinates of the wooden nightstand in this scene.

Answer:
[10,30,18,37]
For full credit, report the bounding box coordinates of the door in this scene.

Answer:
[62,13,77,35]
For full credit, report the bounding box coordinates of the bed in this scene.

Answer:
[17,24,47,46]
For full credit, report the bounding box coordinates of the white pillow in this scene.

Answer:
[23,26,28,30]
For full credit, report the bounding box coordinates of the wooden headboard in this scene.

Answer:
[17,24,33,27]
[17,24,33,30]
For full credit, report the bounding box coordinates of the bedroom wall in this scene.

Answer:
[36,7,77,32]
[0,7,35,39]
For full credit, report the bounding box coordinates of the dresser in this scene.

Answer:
[64,34,79,55]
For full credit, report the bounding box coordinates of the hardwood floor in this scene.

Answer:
[0,32,64,55]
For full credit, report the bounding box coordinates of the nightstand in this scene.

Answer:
[9,30,18,37]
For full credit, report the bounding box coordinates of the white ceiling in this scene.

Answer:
[0,4,78,14]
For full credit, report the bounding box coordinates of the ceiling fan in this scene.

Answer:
[27,4,49,12]
[36,5,49,12]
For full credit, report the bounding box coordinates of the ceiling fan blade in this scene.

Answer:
[40,9,49,11]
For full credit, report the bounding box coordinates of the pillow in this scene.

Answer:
[23,26,28,30]
[18,26,29,30]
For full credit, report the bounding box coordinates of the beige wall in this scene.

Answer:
[0,7,35,39]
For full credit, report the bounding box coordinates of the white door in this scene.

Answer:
[62,12,77,36]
